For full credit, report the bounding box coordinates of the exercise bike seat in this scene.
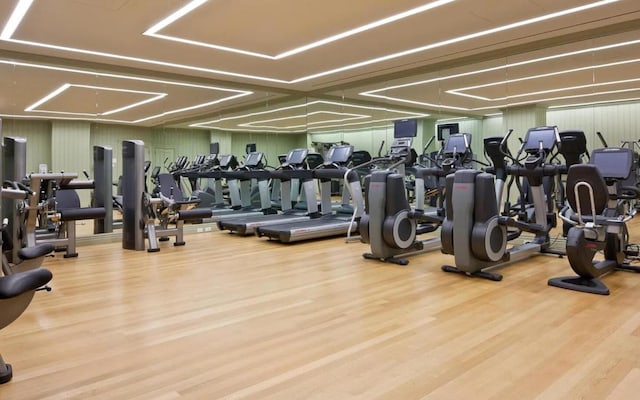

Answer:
[0,269,52,300]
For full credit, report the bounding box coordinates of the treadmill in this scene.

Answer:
[207,151,275,221]
[181,154,241,218]
[217,148,320,235]
[255,144,365,243]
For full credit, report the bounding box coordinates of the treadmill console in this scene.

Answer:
[284,148,309,168]
[244,152,265,169]
[218,154,239,170]
[325,144,354,165]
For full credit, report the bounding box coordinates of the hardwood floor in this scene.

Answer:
[2,218,640,399]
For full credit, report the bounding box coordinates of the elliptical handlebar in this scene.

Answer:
[596,131,608,148]
[377,140,385,158]
[498,129,516,163]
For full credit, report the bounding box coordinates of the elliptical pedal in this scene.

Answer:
[441,265,503,281]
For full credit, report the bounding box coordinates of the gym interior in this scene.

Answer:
[1,1,640,398]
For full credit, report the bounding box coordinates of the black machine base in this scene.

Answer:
[63,252,78,258]
[363,252,409,266]
[547,276,610,295]
[174,241,186,246]
[0,363,12,384]
[441,265,503,281]
[147,248,160,253]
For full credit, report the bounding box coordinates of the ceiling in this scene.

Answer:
[0,0,639,132]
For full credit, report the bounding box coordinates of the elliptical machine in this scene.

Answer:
[441,126,562,281]
[548,147,640,295]
[359,134,473,265]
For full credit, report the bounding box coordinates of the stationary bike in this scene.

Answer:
[441,126,562,281]
[548,147,640,295]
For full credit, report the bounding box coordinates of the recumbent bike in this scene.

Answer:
[548,147,640,295]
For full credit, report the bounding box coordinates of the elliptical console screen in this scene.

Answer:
[523,127,557,152]
[590,148,633,180]
[286,149,308,165]
[443,133,471,155]
[326,145,354,163]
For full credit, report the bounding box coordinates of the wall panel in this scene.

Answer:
[548,102,640,149]
[1,119,52,175]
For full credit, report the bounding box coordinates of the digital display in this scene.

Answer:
[590,148,633,180]
[443,133,471,154]
[394,119,418,138]
[218,154,232,167]
[326,145,353,163]
[287,149,308,165]
[437,123,459,141]
[523,127,557,152]
[245,152,263,167]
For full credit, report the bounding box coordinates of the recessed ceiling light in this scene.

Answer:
[1,59,252,123]
[0,0,620,84]
[145,0,455,60]
[191,100,429,131]
[0,0,33,40]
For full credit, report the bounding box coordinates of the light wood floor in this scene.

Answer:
[2,218,640,400]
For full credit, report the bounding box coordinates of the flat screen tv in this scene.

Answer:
[437,123,460,142]
[394,119,418,138]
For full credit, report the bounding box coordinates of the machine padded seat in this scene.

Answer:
[0,269,52,300]
[55,189,106,221]
[18,243,55,261]
[59,207,106,221]
[177,208,213,220]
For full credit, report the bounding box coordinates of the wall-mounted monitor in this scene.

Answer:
[210,142,220,155]
[245,143,256,154]
[393,119,418,138]
[437,123,460,142]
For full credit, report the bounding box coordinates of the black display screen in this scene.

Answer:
[443,133,470,154]
[394,119,418,138]
[523,127,557,152]
[590,148,633,180]
[326,145,353,163]
[218,154,232,167]
[287,149,308,165]
[437,123,460,142]
[245,152,263,167]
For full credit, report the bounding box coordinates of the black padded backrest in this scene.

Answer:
[55,189,81,210]
[558,130,587,167]
[2,229,13,251]
[566,164,608,216]
[157,173,184,200]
